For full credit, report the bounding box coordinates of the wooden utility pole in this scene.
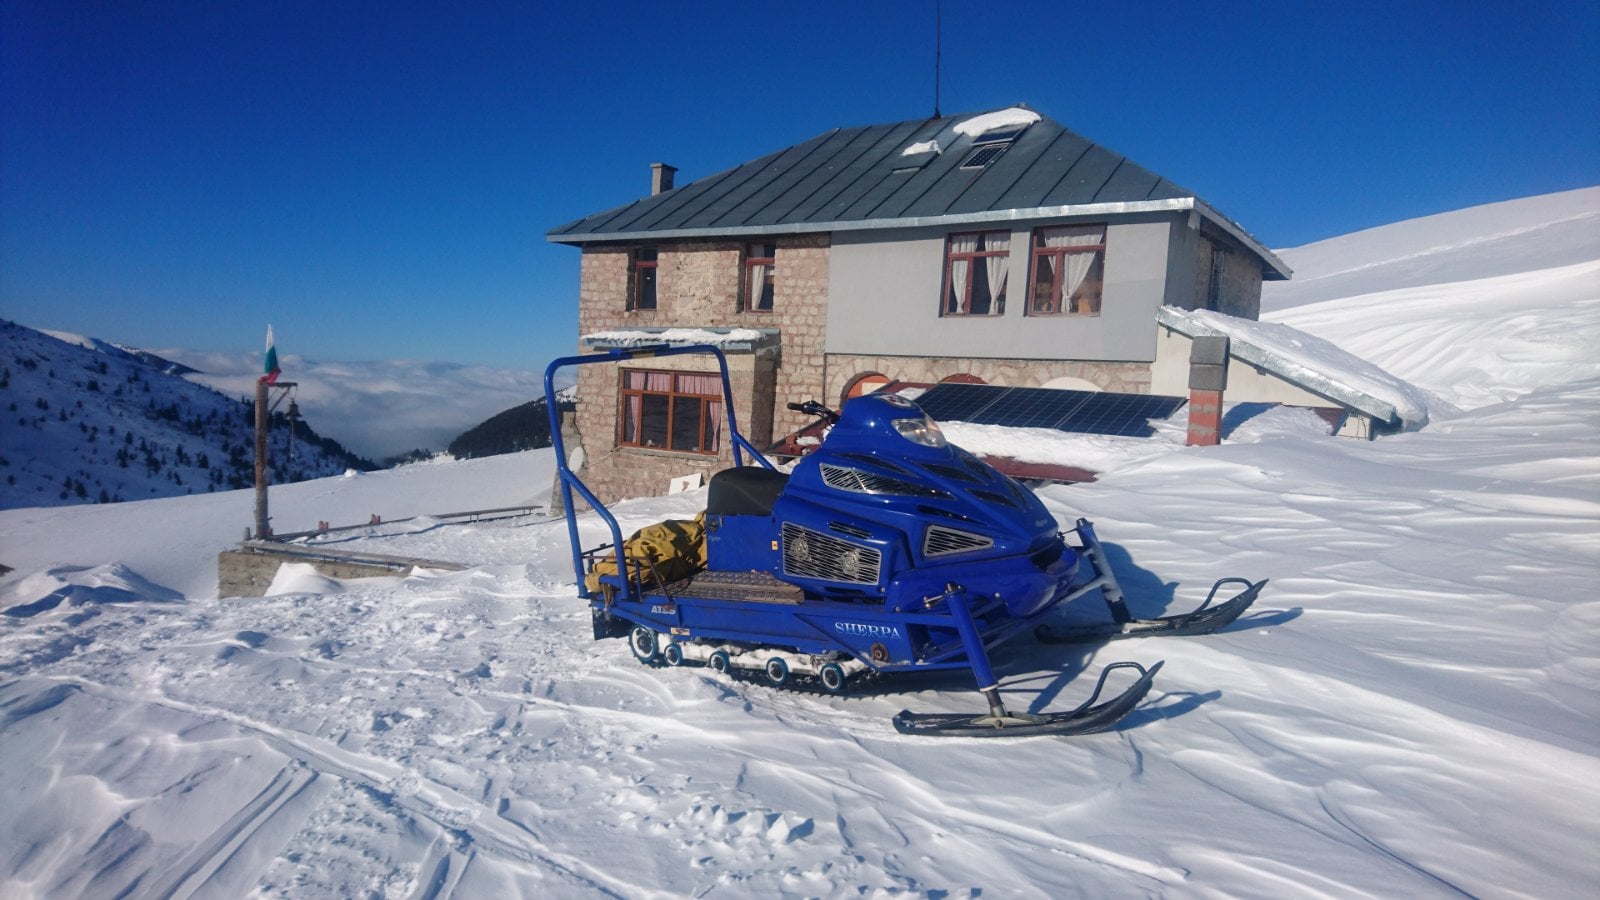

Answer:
[254,379,269,538]
[253,380,297,540]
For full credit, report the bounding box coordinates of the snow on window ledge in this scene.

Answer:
[582,327,769,348]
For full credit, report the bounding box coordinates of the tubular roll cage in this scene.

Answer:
[543,344,776,604]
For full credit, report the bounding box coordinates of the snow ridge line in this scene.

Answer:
[141,763,324,899]
[1284,211,1600,283]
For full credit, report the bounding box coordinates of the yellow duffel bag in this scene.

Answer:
[585,513,707,594]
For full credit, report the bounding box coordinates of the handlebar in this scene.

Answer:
[786,400,839,424]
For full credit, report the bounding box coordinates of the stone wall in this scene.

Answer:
[823,353,1153,402]
[570,350,775,506]
[217,547,462,598]
[1193,228,1264,320]
[569,236,828,505]
[764,235,830,438]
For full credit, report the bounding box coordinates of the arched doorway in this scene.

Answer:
[843,372,891,402]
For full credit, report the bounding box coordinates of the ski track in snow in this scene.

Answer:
[4,190,1600,897]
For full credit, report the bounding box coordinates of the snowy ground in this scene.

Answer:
[2,190,1597,897]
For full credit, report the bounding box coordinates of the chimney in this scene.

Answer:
[1186,334,1230,446]
[650,162,677,195]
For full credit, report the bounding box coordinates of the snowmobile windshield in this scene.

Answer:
[892,415,947,448]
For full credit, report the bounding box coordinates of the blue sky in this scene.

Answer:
[3,0,1596,371]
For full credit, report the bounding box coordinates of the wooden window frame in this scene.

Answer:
[617,368,723,455]
[628,247,658,311]
[1027,225,1106,317]
[741,242,776,313]
[940,230,1010,317]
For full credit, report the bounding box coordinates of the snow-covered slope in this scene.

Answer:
[1,191,1597,897]
[0,320,370,511]
[1262,186,1600,310]
[1263,188,1600,412]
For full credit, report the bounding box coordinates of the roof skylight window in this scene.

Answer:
[960,143,1009,169]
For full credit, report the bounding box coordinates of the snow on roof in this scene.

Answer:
[581,327,770,348]
[1159,307,1431,429]
[953,106,1041,138]
[900,139,941,156]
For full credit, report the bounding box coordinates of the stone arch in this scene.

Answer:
[1040,375,1102,392]
[842,372,891,402]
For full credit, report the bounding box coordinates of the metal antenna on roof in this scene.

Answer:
[933,0,942,118]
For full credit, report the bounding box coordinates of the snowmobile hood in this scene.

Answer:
[785,394,1058,548]
[823,393,950,455]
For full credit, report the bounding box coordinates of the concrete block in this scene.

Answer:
[1189,363,1229,392]
[1191,334,1231,366]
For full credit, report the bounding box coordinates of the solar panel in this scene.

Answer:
[912,383,1186,438]
[960,144,1008,169]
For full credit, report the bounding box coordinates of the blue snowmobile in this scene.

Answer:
[545,344,1265,737]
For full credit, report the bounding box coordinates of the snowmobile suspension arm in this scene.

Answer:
[1070,519,1133,624]
[943,586,1001,692]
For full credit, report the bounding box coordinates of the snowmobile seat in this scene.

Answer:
[707,466,789,517]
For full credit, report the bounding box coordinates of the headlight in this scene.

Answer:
[892,415,947,448]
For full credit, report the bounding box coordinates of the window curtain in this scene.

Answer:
[675,373,720,395]
[623,395,642,442]
[1042,227,1104,313]
[947,234,977,312]
[674,373,723,451]
[748,262,774,310]
[982,232,1009,311]
[706,400,723,451]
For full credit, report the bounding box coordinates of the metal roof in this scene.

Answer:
[1154,307,1403,427]
[547,105,1290,280]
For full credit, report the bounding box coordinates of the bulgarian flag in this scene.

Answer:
[260,325,281,384]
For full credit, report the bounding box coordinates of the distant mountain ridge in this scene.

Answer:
[1,319,373,510]
[42,329,200,377]
[447,389,576,460]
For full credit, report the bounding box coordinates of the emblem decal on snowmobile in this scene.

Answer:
[834,621,903,640]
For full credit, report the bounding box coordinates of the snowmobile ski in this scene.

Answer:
[892,661,1162,737]
[1036,577,1268,644]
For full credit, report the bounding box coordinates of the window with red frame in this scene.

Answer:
[743,242,776,312]
[618,369,724,453]
[1029,225,1105,315]
[941,231,1010,316]
[628,248,658,311]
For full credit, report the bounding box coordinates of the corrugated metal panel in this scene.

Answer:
[714,128,858,228]
[764,126,892,224]
[1038,146,1127,208]
[1093,157,1164,203]
[991,129,1090,211]
[783,121,928,224]
[851,123,955,219]
[671,137,838,231]
[645,145,801,232]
